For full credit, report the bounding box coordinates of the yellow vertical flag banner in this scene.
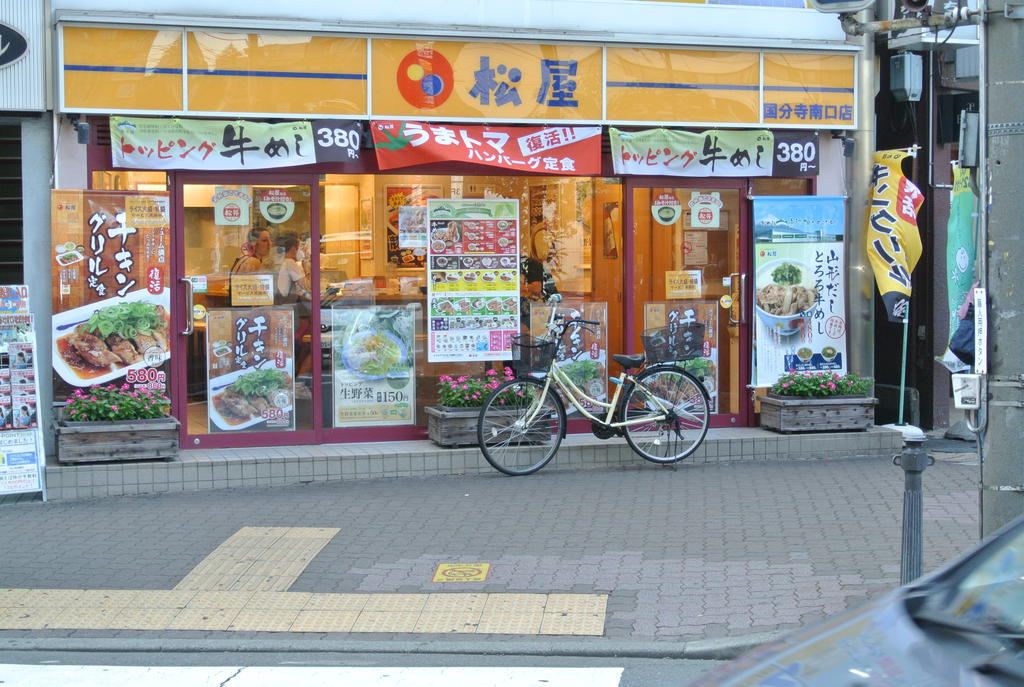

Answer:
[866,149,924,322]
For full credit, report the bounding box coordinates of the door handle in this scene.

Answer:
[739,272,747,324]
[728,273,740,324]
[180,277,194,335]
[727,273,748,325]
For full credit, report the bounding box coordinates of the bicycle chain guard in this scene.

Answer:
[590,419,620,440]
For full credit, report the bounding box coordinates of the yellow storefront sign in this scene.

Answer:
[62,27,184,111]
[762,53,855,127]
[187,32,367,116]
[61,26,854,129]
[371,39,602,120]
[606,47,760,124]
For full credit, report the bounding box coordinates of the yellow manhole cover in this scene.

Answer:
[432,563,490,582]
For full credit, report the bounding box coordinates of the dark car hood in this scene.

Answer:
[691,589,1011,686]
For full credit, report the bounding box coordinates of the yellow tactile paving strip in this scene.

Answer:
[0,527,607,636]
[0,590,607,635]
[174,526,340,592]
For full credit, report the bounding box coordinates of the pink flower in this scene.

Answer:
[828,382,836,390]
[782,382,789,388]
[486,369,497,376]
[111,404,119,411]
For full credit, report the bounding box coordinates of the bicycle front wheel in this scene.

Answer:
[477,377,566,476]
[621,365,710,464]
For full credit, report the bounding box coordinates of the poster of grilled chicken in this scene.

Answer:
[205,307,295,432]
[50,191,171,401]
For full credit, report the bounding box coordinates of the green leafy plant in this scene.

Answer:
[83,301,164,339]
[64,383,171,421]
[437,368,517,407]
[771,262,802,286]
[230,369,289,397]
[770,371,872,398]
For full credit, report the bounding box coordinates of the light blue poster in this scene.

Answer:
[751,197,847,387]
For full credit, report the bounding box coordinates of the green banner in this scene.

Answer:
[945,163,977,350]
[111,116,315,171]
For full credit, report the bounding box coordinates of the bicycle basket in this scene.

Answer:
[641,324,706,364]
[511,334,558,375]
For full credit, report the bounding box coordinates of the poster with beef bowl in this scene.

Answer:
[50,191,171,401]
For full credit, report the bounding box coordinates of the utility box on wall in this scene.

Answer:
[890,53,923,102]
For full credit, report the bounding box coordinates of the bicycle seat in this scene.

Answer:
[613,354,645,369]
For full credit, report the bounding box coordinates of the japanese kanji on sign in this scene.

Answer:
[205,307,296,433]
[610,128,819,178]
[372,121,602,175]
[866,149,924,323]
[110,117,362,171]
[751,196,848,387]
[50,190,172,403]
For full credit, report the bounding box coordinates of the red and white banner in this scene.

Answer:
[372,121,601,174]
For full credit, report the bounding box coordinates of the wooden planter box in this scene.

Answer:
[55,409,180,463]
[759,395,877,433]
[425,405,482,447]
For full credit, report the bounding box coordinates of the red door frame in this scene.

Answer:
[171,171,325,450]
[170,170,430,449]
[622,175,754,428]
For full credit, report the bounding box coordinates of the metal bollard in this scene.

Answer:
[892,437,934,585]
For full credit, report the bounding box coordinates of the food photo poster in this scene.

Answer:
[50,190,172,402]
[751,196,848,387]
[206,307,295,433]
[332,306,416,427]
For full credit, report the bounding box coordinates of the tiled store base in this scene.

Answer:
[37,427,903,502]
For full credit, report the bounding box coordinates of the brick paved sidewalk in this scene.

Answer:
[0,454,979,647]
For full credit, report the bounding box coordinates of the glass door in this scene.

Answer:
[629,180,752,426]
[173,175,319,448]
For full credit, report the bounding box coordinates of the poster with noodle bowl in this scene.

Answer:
[751,197,848,388]
[50,191,171,402]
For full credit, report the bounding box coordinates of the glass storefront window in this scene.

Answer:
[91,171,168,192]
[318,174,623,429]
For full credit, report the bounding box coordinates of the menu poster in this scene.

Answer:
[50,190,171,402]
[426,199,520,362]
[530,301,609,413]
[386,185,441,270]
[644,302,720,413]
[332,306,416,427]
[206,307,295,433]
[751,196,848,387]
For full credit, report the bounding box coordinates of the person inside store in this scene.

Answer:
[276,234,312,303]
[231,227,273,273]
[519,251,558,331]
[14,351,29,368]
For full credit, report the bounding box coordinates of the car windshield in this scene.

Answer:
[922,520,1024,633]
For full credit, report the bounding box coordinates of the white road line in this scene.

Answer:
[0,664,625,686]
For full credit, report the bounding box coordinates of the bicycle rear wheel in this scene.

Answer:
[620,365,710,463]
[477,377,566,476]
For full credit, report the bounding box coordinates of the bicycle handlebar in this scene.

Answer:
[553,314,600,326]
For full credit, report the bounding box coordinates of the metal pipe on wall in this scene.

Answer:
[847,7,876,382]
